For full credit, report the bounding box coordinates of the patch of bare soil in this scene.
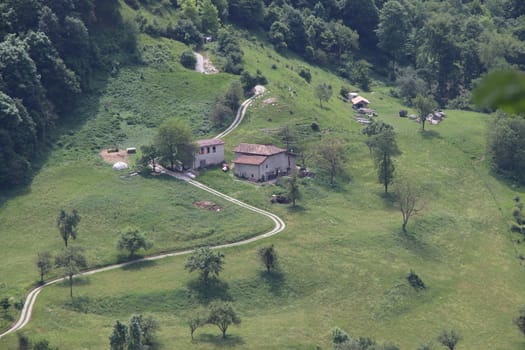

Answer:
[99,149,129,164]
[194,201,222,212]
[263,97,277,105]
[203,56,218,74]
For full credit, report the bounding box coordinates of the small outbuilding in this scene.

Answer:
[193,138,225,169]
[351,96,370,109]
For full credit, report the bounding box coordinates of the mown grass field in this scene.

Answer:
[2,3,525,349]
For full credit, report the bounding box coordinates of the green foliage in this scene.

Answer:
[184,247,225,285]
[314,83,333,108]
[473,70,525,115]
[180,50,197,69]
[407,270,426,290]
[117,228,152,258]
[331,327,350,344]
[258,245,277,272]
[54,246,88,298]
[155,117,196,169]
[366,126,399,193]
[414,95,437,131]
[56,208,80,247]
[487,114,525,184]
[109,320,128,350]
[216,28,244,74]
[316,137,347,186]
[298,66,312,83]
[36,251,52,284]
[437,329,461,350]
[206,300,241,338]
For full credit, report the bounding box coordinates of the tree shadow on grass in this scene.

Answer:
[421,129,442,139]
[56,276,91,289]
[379,191,397,210]
[259,270,285,297]
[287,204,306,213]
[394,229,440,261]
[194,333,244,347]
[119,257,157,271]
[187,278,232,303]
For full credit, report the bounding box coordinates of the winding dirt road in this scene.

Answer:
[0,86,275,339]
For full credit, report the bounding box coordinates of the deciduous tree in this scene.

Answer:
[287,172,301,206]
[316,137,347,186]
[258,245,277,273]
[368,127,400,193]
[437,329,461,350]
[56,208,80,247]
[36,251,52,284]
[315,83,333,108]
[55,246,87,298]
[395,179,422,233]
[155,118,197,170]
[109,320,128,350]
[184,247,224,285]
[207,301,241,338]
[117,228,152,259]
[414,95,437,131]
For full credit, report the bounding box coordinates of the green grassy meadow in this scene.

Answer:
[1,4,525,349]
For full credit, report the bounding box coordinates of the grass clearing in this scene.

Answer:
[2,12,525,350]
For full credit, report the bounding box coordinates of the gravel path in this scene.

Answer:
[0,84,277,340]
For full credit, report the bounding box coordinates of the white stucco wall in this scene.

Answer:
[234,153,296,181]
[194,144,225,168]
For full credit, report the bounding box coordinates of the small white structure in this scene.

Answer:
[126,147,137,154]
[233,143,296,182]
[193,138,225,169]
[112,161,128,170]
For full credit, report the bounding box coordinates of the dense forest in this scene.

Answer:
[1,0,525,187]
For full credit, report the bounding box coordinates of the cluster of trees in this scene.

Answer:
[17,333,58,350]
[331,327,461,350]
[137,117,197,171]
[109,314,159,350]
[0,0,136,188]
[183,245,277,339]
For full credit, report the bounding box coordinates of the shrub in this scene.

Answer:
[180,51,197,69]
[298,66,311,83]
[399,110,408,118]
[407,270,426,290]
[311,122,319,132]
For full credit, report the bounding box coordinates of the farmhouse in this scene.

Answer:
[351,96,370,109]
[193,138,225,169]
[233,143,296,182]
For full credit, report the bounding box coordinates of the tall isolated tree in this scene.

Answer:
[258,245,277,273]
[184,247,224,285]
[155,118,197,170]
[315,83,333,108]
[207,301,241,338]
[287,172,302,206]
[117,228,152,259]
[36,251,52,284]
[414,95,437,131]
[56,208,80,247]
[395,179,422,233]
[138,144,158,173]
[368,127,400,193]
[437,329,461,350]
[109,320,128,350]
[316,137,347,186]
[55,246,87,298]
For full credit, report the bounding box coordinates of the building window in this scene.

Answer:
[265,164,268,168]
[213,146,216,153]
[200,148,204,154]
[207,147,210,153]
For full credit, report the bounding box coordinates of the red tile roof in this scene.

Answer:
[197,138,225,147]
[233,155,267,165]
[233,143,286,156]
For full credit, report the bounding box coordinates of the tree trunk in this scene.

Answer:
[222,328,227,339]
[402,221,407,233]
[64,238,68,247]
[69,275,73,298]
[40,272,44,284]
